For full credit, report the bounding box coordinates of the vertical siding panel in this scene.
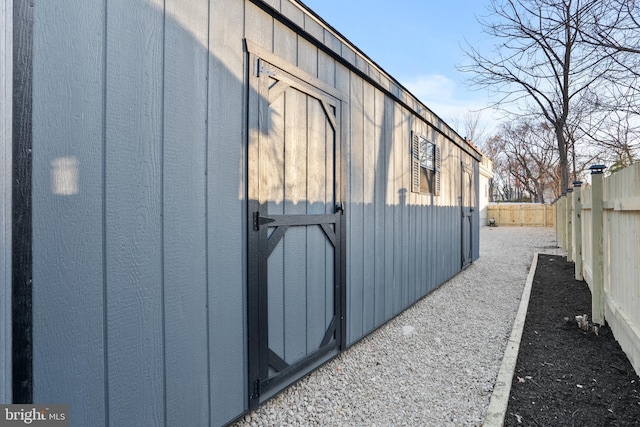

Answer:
[298,37,322,359]
[283,88,308,362]
[267,90,286,359]
[324,101,336,339]
[280,0,304,27]
[209,0,247,422]
[443,202,448,284]
[163,1,209,425]
[428,145,435,289]
[400,111,410,309]
[430,204,436,293]
[32,1,106,424]
[427,204,434,293]
[454,148,462,275]
[446,146,453,279]
[421,194,428,295]
[373,89,386,325]
[408,121,417,303]
[396,108,411,310]
[444,204,450,283]
[431,149,438,290]
[303,13,323,42]
[245,1,273,52]
[333,63,349,341]
[439,204,444,284]
[317,50,335,86]
[362,82,375,333]
[306,96,328,350]
[473,163,480,260]
[274,20,296,64]
[0,0,10,404]
[297,37,318,78]
[442,143,451,282]
[415,175,422,296]
[383,96,395,321]
[424,129,433,293]
[414,123,424,298]
[392,103,403,315]
[317,49,337,336]
[105,1,164,425]
[348,74,364,342]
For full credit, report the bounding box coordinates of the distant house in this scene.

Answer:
[1,0,480,425]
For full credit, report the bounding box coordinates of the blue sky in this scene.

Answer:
[300,0,500,134]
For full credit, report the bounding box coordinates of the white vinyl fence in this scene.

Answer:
[556,163,640,376]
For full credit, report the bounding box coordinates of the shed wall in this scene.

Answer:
[28,0,480,425]
[1,0,12,404]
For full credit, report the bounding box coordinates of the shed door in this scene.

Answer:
[247,59,344,407]
[461,164,474,268]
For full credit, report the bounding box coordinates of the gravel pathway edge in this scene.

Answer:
[483,253,539,427]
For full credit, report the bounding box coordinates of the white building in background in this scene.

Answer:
[479,154,494,226]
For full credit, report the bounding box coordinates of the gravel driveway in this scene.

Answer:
[234,226,562,426]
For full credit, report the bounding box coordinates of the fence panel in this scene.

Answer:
[603,165,640,377]
[581,186,593,290]
[487,203,554,227]
[556,163,640,376]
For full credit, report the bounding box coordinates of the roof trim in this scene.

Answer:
[250,0,482,161]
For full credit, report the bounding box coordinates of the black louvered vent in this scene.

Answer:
[435,145,441,196]
[411,132,420,193]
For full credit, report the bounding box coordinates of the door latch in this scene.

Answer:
[335,203,344,214]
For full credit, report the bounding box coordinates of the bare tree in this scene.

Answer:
[575,106,640,172]
[578,0,640,81]
[497,120,561,202]
[459,0,612,191]
[480,134,510,201]
[574,0,640,166]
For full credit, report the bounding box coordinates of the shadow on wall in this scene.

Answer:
[29,1,477,426]
[32,1,246,426]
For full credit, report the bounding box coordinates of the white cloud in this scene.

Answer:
[402,74,501,137]
[403,74,456,102]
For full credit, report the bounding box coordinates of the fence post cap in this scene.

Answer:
[589,164,607,174]
[562,191,567,196]
[566,188,574,193]
[573,181,583,187]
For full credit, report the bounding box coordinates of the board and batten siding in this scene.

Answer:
[1,0,12,404]
[31,0,245,426]
[26,0,480,426]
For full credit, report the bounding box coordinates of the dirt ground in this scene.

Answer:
[505,254,640,426]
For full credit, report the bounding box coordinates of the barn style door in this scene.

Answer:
[461,164,474,268]
[247,58,344,407]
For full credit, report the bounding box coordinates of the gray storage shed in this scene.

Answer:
[1,0,480,425]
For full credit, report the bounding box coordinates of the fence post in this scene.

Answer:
[590,165,606,325]
[566,188,574,262]
[552,201,557,230]
[573,181,583,280]
[558,192,566,249]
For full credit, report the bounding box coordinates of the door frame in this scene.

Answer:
[244,40,347,408]
[461,162,474,269]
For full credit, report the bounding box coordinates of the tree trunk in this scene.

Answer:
[555,124,570,192]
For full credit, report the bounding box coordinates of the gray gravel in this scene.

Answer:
[234,226,562,426]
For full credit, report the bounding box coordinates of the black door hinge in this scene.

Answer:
[253,379,261,398]
[254,212,275,230]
